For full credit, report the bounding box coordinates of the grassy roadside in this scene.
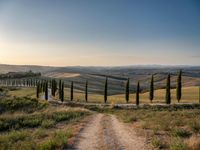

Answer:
[98,108,200,150]
[0,94,91,150]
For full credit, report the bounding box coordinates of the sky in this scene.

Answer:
[0,0,199,66]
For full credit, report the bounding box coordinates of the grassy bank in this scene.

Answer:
[105,108,200,150]
[0,95,91,150]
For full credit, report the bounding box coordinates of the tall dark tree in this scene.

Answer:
[45,81,48,100]
[176,70,182,102]
[59,80,62,100]
[125,78,130,103]
[149,75,154,103]
[43,81,46,92]
[199,86,200,104]
[70,81,73,101]
[51,79,57,97]
[104,77,108,103]
[36,82,40,98]
[61,82,64,102]
[136,81,140,106]
[166,74,171,104]
[51,79,54,96]
[85,80,88,102]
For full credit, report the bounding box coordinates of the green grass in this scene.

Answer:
[0,128,73,150]
[170,138,187,150]
[38,129,72,150]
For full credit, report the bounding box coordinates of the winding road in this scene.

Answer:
[69,114,147,150]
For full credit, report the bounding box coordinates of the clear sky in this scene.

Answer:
[0,0,199,66]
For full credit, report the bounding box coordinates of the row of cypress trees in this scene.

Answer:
[35,70,184,104]
[36,80,48,100]
[0,78,38,87]
[124,70,182,104]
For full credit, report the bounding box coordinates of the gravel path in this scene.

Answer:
[69,114,147,150]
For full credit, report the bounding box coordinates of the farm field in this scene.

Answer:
[5,86,199,104]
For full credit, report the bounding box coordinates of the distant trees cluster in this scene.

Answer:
[0,70,41,79]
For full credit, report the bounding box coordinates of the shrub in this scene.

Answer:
[151,137,163,149]
[170,138,187,150]
[41,120,55,128]
[38,129,72,150]
[190,120,200,133]
[170,128,191,138]
[0,97,47,113]
[21,118,42,128]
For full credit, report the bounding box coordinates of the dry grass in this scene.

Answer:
[106,108,200,149]
[185,135,200,150]
[8,87,36,98]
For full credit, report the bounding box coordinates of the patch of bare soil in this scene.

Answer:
[69,114,148,150]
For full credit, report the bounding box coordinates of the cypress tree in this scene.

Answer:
[36,82,40,98]
[136,81,140,106]
[54,79,57,97]
[59,80,62,100]
[51,79,54,96]
[45,81,48,100]
[40,81,43,93]
[125,78,129,103]
[199,86,200,104]
[149,75,154,103]
[104,77,108,103]
[43,81,46,92]
[176,70,182,102]
[71,81,73,101]
[61,82,64,102]
[51,79,57,97]
[166,74,171,104]
[85,80,88,102]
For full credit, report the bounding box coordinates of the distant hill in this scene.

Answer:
[0,64,56,74]
[0,64,200,95]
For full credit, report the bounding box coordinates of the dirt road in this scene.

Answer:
[69,114,147,150]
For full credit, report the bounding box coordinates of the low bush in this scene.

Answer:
[0,110,89,131]
[170,138,187,150]
[41,120,55,128]
[170,128,191,138]
[0,97,47,113]
[190,120,200,133]
[151,137,164,149]
[38,129,72,150]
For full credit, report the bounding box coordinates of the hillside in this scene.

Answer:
[1,64,200,95]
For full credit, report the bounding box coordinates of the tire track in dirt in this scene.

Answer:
[69,114,147,150]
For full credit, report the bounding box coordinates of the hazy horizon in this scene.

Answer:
[0,0,200,66]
